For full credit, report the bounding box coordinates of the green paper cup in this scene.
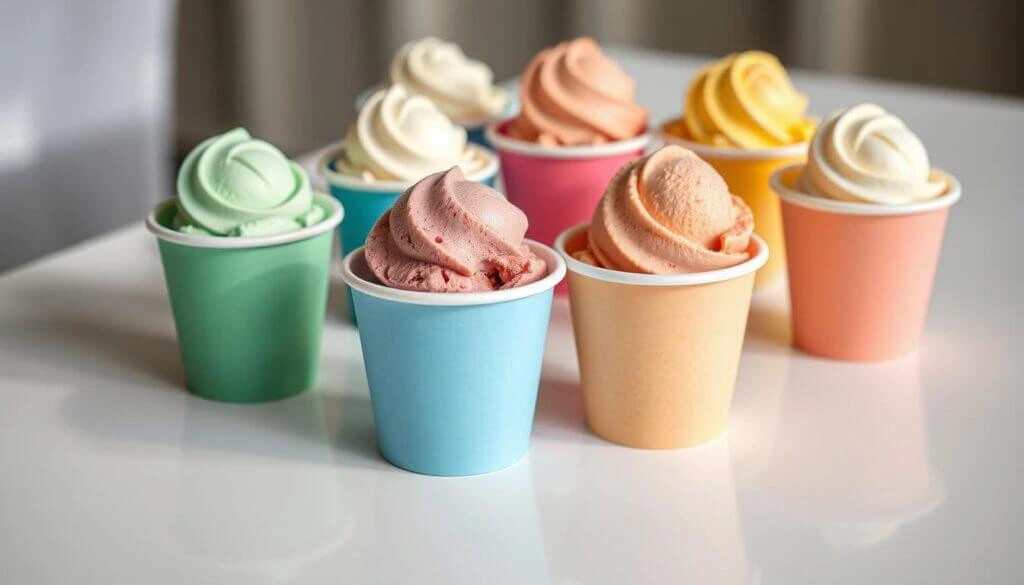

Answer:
[146,194,343,403]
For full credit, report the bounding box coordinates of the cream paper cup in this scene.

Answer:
[556,224,768,449]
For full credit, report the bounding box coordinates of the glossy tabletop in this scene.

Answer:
[1,47,1020,584]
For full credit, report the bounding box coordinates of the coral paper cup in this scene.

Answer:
[318,142,498,319]
[146,194,343,402]
[661,119,806,288]
[355,83,519,149]
[486,121,651,248]
[556,225,768,449]
[341,242,566,476]
[771,165,961,361]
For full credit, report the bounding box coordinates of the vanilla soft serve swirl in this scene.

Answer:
[338,84,490,182]
[798,104,949,205]
[390,37,509,124]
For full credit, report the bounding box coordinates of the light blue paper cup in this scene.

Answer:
[355,84,519,149]
[341,242,566,476]
[318,143,499,320]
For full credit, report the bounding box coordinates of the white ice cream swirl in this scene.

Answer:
[390,37,509,124]
[799,104,948,205]
[338,84,489,182]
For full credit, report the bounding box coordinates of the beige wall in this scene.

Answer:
[175,0,1024,155]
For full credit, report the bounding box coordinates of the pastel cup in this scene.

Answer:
[318,143,499,318]
[661,119,806,288]
[355,83,519,148]
[341,242,566,476]
[556,225,768,449]
[146,194,343,403]
[771,165,961,361]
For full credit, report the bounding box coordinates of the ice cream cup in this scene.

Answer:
[486,121,652,248]
[660,119,806,288]
[771,165,961,361]
[341,241,566,476]
[355,83,520,148]
[555,224,768,449]
[318,142,499,318]
[146,194,343,403]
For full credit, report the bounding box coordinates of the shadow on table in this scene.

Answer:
[0,278,386,468]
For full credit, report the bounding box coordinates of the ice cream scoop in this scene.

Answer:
[798,103,949,205]
[175,127,325,236]
[579,144,754,273]
[680,51,815,149]
[336,84,491,182]
[365,167,547,292]
[389,37,509,124]
[508,37,647,146]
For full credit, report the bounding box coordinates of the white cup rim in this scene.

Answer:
[554,224,768,287]
[317,141,499,193]
[145,193,343,249]
[355,82,519,128]
[485,121,653,159]
[658,119,809,160]
[341,240,566,306]
[770,164,963,216]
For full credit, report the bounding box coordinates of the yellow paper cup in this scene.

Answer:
[555,225,768,449]
[660,119,806,288]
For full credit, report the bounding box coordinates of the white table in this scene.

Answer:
[1,47,1019,584]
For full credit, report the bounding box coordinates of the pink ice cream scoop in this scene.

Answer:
[508,37,648,146]
[580,144,754,273]
[365,167,547,292]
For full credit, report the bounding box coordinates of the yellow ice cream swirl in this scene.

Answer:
[682,51,815,149]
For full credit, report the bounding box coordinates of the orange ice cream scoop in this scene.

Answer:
[579,144,754,273]
[509,37,648,146]
[679,51,815,149]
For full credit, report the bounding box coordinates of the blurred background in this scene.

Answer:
[2,0,1022,271]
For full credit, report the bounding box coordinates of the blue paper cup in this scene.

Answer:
[341,242,566,476]
[355,83,519,149]
[318,142,499,320]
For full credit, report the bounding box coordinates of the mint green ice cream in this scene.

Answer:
[173,128,326,236]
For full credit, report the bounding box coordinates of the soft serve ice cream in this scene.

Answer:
[670,51,815,149]
[174,128,325,236]
[508,37,648,146]
[390,37,509,125]
[798,103,949,205]
[576,145,754,273]
[365,167,546,292]
[335,84,492,182]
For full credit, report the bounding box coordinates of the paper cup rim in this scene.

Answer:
[355,82,519,128]
[658,119,809,160]
[770,164,962,216]
[341,240,566,306]
[317,141,499,193]
[554,224,768,287]
[145,193,343,249]
[485,120,652,159]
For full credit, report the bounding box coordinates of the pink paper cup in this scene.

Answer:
[771,165,962,362]
[485,121,651,247]
[487,121,650,295]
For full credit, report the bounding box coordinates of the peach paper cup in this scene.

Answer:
[555,224,768,449]
[771,165,961,362]
[660,118,807,288]
[486,121,651,248]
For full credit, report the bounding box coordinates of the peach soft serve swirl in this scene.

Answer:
[576,145,754,273]
[676,51,815,149]
[509,38,647,146]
